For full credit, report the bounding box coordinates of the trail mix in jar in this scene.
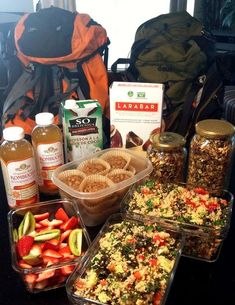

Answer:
[187,119,234,196]
[73,220,181,305]
[148,132,186,184]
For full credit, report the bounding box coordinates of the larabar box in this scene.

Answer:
[109,82,163,156]
[62,99,103,162]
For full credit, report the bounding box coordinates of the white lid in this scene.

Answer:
[35,112,54,126]
[3,126,25,141]
[64,99,78,109]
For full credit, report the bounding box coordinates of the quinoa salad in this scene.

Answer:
[126,180,230,228]
[73,219,182,305]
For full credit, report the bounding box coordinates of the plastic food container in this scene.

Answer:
[52,148,153,226]
[66,213,184,305]
[121,180,234,262]
[8,199,91,293]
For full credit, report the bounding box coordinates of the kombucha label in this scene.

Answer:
[36,142,64,189]
[1,157,39,208]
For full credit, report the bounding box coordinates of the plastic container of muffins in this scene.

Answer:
[52,148,153,226]
[121,179,234,262]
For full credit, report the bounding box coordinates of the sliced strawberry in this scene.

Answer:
[59,242,67,249]
[42,256,60,266]
[35,223,43,229]
[17,236,34,258]
[60,216,78,231]
[39,218,63,228]
[36,269,55,282]
[34,212,50,221]
[39,219,51,227]
[60,230,72,243]
[58,245,72,258]
[55,207,69,222]
[49,219,64,227]
[18,260,33,269]
[60,255,75,262]
[42,249,63,259]
[34,279,48,290]
[24,273,37,284]
[36,226,54,233]
[60,264,75,276]
[29,244,42,257]
[41,239,60,252]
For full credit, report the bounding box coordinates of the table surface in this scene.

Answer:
[1,168,235,305]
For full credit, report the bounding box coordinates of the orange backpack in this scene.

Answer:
[2,7,110,138]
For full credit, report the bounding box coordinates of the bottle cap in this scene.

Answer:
[64,99,78,109]
[35,112,54,126]
[196,119,235,138]
[3,126,25,141]
[151,132,186,150]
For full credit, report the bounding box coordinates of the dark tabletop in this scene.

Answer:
[1,167,235,305]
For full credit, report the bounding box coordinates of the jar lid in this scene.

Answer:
[35,112,54,126]
[3,126,25,141]
[151,132,186,150]
[195,119,235,138]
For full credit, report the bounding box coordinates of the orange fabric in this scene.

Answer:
[15,13,109,67]
[5,111,36,135]
[82,54,110,118]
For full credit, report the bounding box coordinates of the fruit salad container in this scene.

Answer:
[66,213,184,305]
[8,199,91,293]
[121,179,234,262]
[52,148,153,227]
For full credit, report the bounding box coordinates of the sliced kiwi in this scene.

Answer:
[18,211,35,239]
[34,229,60,241]
[68,228,83,256]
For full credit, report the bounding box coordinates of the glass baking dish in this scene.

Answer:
[66,213,184,305]
[121,179,234,262]
[8,199,91,293]
[52,148,153,226]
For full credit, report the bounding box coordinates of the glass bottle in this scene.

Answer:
[0,126,39,208]
[187,119,235,195]
[32,112,64,195]
[148,131,186,184]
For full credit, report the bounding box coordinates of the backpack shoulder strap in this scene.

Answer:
[3,65,42,114]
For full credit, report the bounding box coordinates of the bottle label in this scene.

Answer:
[36,142,64,189]
[1,157,39,208]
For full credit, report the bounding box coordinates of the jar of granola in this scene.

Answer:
[148,132,186,183]
[187,119,235,195]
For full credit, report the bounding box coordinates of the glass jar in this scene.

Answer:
[148,132,186,183]
[187,119,235,195]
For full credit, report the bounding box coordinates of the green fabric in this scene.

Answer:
[133,11,209,115]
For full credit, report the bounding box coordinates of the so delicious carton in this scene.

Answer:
[109,82,164,156]
[62,99,103,162]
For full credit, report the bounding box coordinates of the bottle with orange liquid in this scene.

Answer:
[0,126,39,208]
[32,112,64,195]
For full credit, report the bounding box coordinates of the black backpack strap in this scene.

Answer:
[176,88,198,136]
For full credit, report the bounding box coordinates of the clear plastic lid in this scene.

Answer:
[35,112,54,126]
[3,126,25,141]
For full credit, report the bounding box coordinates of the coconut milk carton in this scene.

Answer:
[109,82,164,156]
[62,99,103,162]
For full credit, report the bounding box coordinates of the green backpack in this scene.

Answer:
[111,11,223,142]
